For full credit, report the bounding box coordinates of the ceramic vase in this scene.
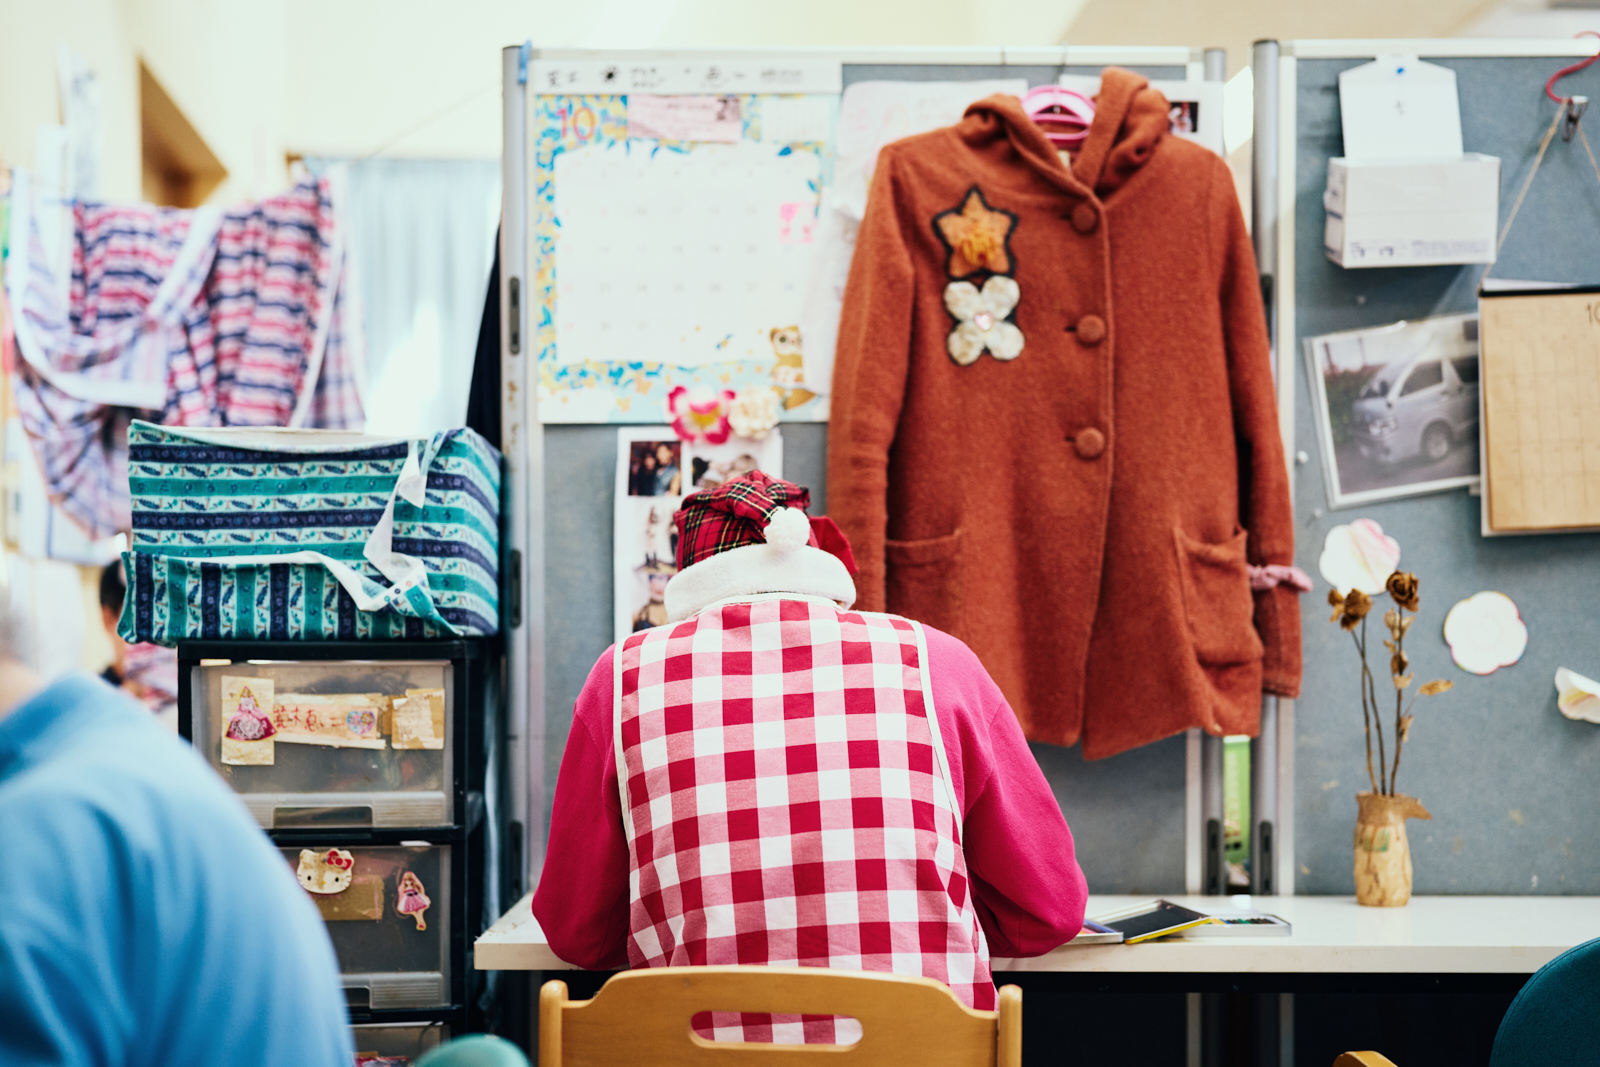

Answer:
[1353,792,1432,907]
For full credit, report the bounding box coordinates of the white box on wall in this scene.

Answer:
[1324,154,1501,268]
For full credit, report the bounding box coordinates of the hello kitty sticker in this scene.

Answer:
[221,676,276,766]
[297,848,356,894]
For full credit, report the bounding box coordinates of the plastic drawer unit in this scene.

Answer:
[350,1023,450,1064]
[283,843,453,1011]
[188,657,455,829]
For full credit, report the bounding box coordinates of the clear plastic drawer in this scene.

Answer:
[192,659,453,828]
[282,843,452,1010]
[351,1023,450,1064]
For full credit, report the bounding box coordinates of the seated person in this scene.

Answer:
[0,619,353,1065]
[534,471,1086,1042]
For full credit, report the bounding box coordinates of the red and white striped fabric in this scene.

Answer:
[614,595,993,1045]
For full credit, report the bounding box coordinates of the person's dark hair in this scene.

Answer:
[100,560,127,614]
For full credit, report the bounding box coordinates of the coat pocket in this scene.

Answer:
[885,529,964,635]
[1174,527,1264,667]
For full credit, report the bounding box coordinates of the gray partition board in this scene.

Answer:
[1292,56,1600,894]
[541,60,1192,896]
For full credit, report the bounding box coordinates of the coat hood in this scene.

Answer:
[962,67,1169,198]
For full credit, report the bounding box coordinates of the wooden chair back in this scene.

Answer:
[539,966,1021,1067]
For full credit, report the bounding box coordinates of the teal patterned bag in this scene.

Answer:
[118,422,500,645]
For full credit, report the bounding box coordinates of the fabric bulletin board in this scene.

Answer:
[1282,45,1600,895]
[527,49,1214,895]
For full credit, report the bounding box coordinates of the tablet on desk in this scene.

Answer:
[1089,900,1214,944]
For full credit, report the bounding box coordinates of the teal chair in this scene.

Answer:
[416,1034,530,1067]
[1490,935,1600,1067]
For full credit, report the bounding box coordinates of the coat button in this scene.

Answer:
[1073,428,1106,459]
[1076,314,1106,345]
[1070,203,1099,234]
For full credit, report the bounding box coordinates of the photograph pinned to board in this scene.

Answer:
[613,425,783,645]
[1304,313,1481,508]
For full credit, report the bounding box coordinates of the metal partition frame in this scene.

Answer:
[1255,37,1600,905]
[503,43,1258,895]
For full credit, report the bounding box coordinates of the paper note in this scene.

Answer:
[1338,56,1463,163]
[1480,291,1600,531]
[221,676,275,766]
[392,689,445,750]
[832,79,1028,221]
[628,95,743,142]
[759,95,837,144]
[554,141,821,368]
[273,693,388,750]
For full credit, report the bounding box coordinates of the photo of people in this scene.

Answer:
[626,440,682,497]
[1168,100,1198,135]
[612,426,785,645]
[691,451,761,489]
[1305,313,1481,508]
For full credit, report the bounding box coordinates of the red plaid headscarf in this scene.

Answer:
[673,470,856,573]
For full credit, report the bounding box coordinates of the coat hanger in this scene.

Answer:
[1020,84,1096,152]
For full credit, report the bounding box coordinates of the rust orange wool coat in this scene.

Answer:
[826,69,1301,759]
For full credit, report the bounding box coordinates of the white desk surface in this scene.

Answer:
[476,893,1600,974]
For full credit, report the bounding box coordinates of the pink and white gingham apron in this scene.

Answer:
[614,595,993,1044]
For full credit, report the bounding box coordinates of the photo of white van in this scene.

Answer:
[1351,351,1480,466]
[1305,314,1482,507]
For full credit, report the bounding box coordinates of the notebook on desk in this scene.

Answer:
[1088,900,1214,944]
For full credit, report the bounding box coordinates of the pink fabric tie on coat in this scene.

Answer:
[1248,564,1313,593]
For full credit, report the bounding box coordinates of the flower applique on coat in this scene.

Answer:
[931,187,1024,366]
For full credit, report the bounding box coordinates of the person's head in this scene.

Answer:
[641,451,656,471]
[100,561,127,634]
[655,443,675,467]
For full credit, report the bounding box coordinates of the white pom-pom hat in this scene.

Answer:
[663,470,857,622]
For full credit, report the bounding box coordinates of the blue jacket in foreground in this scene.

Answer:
[0,674,353,1067]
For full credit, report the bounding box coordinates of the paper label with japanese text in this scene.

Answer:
[273,693,388,750]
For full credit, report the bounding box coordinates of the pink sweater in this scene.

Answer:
[532,624,1088,970]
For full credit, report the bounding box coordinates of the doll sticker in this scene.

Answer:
[220,676,275,766]
[397,871,432,931]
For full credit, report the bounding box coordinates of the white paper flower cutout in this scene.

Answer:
[727,386,780,440]
[943,275,1024,366]
[1555,667,1600,723]
[1443,591,1528,675]
[1318,518,1401,594]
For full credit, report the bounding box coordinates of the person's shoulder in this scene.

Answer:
[918,622,987,673]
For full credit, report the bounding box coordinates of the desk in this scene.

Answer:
[478,893,1600,1066]
[477,892,1600,980]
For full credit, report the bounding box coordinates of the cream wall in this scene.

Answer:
[4,0,1090,197]
[0,0,141,199]
[2,0,1576,201]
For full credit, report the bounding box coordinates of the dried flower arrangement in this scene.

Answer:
[1327,571,1454,796]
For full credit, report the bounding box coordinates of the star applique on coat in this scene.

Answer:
[933,187,1018,278]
